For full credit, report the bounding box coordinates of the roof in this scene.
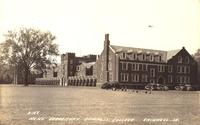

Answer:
[166,49,181,60]
[110,45,181,62]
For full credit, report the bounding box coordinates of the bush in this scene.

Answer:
[101,81,121,89]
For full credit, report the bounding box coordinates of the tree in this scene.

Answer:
[0,44,12,83]
[1,27,59,86]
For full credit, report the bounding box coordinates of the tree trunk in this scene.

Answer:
[24,68,29,86]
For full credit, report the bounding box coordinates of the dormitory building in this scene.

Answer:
[36,34,198,89]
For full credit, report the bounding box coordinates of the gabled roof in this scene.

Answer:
[110,45,181,62]
[110,45,166,54]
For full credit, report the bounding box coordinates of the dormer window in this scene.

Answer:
[150,54,154,62]
[143,54,146,61]
[121,52,127,59]
[132,53,137,60]
[159,55,162,62]
[178,56,182,63]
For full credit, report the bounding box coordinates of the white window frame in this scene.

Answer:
[150,68,155,77]
[132,73,140,82]
[143,64,147,71]
[121,62,128,70]
[178,56,182,63]
[121,52,127,59]
[150,54,154,62]
[168,65,173,73]
[121,73,129,82]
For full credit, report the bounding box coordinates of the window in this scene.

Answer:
[158,65,165,72]
[183,76,187,84]
[168,65,173,73]
[121,73,129,82]
[150,54,154,62]
[158,65,161,72]
[185,56,189,64]
[139,64,142,70]
[108,62,112,70]
[177,76,186,83]
[121,62,128,70]
[132,73,140,82]
[150,68,155,77]
[143,64,147,71]
[141,74,148,82]
[159,56,162,62]
[162,66,165,72]
[132,63,135,71]
[178,56,182,63]
[121,52,127,59]
[143,54,146,61]
[53,72,57,77]
[177,66,181,73]
[132,63,139,71]
[132,53,137,60]
[136,64,139,71]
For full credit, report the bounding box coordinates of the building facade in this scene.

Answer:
[35,34,198,89]
[94,34,198,88]
[60,53,97,86]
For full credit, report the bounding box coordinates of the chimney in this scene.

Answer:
[104,34,110,82]
[104,34,110,48]
[105,34,109,41]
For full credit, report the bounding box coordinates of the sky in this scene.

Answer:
[0,0,200,57]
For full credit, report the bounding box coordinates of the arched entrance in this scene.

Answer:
[158,76,165,84]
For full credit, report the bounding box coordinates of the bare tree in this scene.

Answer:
[1,27,59,86]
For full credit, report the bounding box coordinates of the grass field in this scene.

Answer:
[0,84,200,125]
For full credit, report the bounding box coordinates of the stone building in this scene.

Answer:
[60,53,97,86]
[94,34,198,88]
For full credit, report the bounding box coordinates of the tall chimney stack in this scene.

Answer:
[105,34,109,41]
[104,34,110,48]
[104,34,110,82]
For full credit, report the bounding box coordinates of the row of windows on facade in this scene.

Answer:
[178,56,190,64]
[119,62,190,73]
[119,53,190,64]
[120,73,190,84]
[120,52,163,62]
[120,62,170,72]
